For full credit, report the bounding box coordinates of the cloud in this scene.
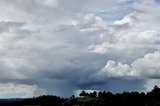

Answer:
[132,51,160,78]
[88,42,114,54]
[91,51,160,78]
[40,0,58,7]
[114,13,134,26]
[90,51,160,92]
[136,30,160,43]
[0,0,160,98]
[0,83,46,98]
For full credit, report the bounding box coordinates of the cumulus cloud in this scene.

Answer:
[132,51,160,78]
[136,30,160,43]
[92,51,160,78]
[90,51,160,92]
[0,0,160,98]
[114,13,134,26]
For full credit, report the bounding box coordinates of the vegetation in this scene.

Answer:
[1,85,160,106]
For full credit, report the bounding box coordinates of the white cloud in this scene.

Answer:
[136,30,160,43]
[131,51,160,78]
[83,13,104,27]
[114,13,135,26]
[91,51,160,80]
[41,0,58,7]
[79,13,106,33]
[88,42,114,54]
[0,83,46,98]
[101,60,132,78]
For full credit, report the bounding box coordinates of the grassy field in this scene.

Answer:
[77,97,97,102]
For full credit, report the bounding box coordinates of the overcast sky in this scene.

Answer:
[0,0,160,98]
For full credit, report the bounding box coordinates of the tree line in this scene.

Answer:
[1,85,160,106]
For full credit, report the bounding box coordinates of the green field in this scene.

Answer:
[77,97,97,102]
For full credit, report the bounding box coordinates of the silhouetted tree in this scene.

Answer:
[70,95,75,99]
[89,91,97,98]
[79,90,86,97]
[98,91,103,98]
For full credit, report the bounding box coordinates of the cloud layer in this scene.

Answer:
[0,0,160,97]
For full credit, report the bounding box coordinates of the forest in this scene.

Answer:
[1,85,160,106]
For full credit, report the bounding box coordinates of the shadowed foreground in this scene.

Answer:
[1,86,160,106]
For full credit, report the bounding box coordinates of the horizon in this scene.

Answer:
[0,0,160,98]
[0,85,158,99]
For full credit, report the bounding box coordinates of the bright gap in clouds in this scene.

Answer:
[0,0,160,98]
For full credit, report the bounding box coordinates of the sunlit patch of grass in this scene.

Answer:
[77,97,97,102]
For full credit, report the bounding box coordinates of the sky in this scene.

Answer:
[0,0,160,98]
